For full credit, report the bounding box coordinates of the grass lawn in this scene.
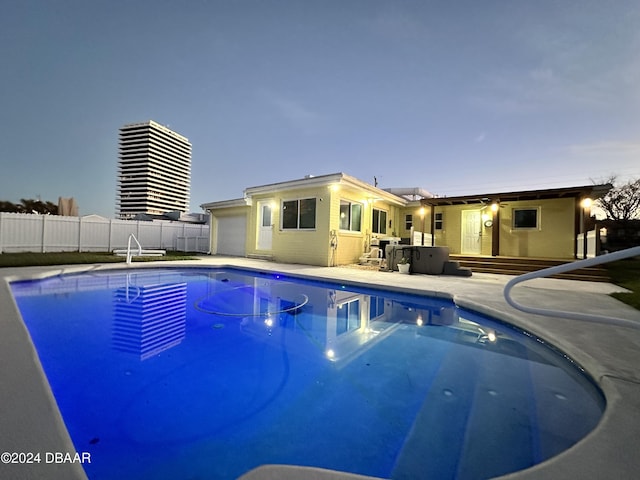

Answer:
[606,257,640,310]
[0,251,200,267]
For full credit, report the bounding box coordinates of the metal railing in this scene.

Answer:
[126,233,143,265]
[504,246,640,330]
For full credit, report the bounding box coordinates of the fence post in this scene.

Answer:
[108,219,113,252]
[41,215,47,253]
[0,212,3,254]
[78,216,83,252]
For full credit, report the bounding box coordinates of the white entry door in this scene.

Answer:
[256,201,273,251]
[461,210,482,254]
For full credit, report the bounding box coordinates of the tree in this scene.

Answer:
[0,198,59,214]
[596,176,640,221]
[0,201,20,212]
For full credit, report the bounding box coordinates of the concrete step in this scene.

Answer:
[246,253,274,261]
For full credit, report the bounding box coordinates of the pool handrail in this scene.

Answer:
[503,246,640,330]
[126,233,143,265]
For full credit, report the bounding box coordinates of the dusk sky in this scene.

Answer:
[2,0,639,218]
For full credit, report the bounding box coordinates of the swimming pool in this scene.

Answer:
[10,267,604,479]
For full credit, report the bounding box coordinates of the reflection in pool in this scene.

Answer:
[11,268,604,480]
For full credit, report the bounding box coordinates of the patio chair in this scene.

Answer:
[359,247,383,267]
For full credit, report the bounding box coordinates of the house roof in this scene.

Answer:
[202,172,408,210]
[201,174,612,211]
[200,197,250,210]
[421,184,612,206]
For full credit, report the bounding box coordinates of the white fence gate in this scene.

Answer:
[0,213,210,254]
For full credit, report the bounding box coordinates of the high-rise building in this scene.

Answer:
[117,120,192,219]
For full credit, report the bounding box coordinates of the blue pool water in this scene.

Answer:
[11,268,604,480]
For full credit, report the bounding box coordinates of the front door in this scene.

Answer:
[256,201,273,251]
[461,210,482,254]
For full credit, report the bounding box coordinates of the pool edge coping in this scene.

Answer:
[2,259,640,480]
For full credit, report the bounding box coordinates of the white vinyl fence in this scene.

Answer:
[410,228,434,246]
[576,228,607,259]
[0,213,210,254]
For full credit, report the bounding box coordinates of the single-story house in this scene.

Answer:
[201,173,416,266]
[201,173,611,266]
[420,184,611,259]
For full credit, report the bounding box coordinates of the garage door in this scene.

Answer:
[215,215,247,256]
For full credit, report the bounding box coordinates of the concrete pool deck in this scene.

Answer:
[1,256,639,480]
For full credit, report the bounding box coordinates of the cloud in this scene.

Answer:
[470,64,616,115]
[565,140,640,158]
[364,8,428,42]
[470,4,640,115]
[561,140,640,181]
[475,132,486,143]
[257,89,321,132]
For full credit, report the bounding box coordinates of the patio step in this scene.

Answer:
[449,255,610,282]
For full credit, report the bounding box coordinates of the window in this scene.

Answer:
[369,295,385,320]
[261,204,272,227]
[513,208,538,229]
[339,200,362,231]
[337,300,361,335]
[435,212,443,230]
[372,208,387,234]
[282,198,316,229]
[405,214,413,230]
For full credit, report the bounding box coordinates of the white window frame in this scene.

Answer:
[339,200,362,232]
[512,207,540,230]
[372,208,388,235]
[281,197,317,230]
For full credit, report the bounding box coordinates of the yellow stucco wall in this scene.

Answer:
[415,198,577,259]
[245,185,332,266]
[497,197,576,258]
[244,183,403,266]
[209,180,407,266]
[398,206,431,242]
[433,205,464,253]
[330,186,369,265]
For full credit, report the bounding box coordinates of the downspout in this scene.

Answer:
[491,199,500,256]
[430,204,435,246]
